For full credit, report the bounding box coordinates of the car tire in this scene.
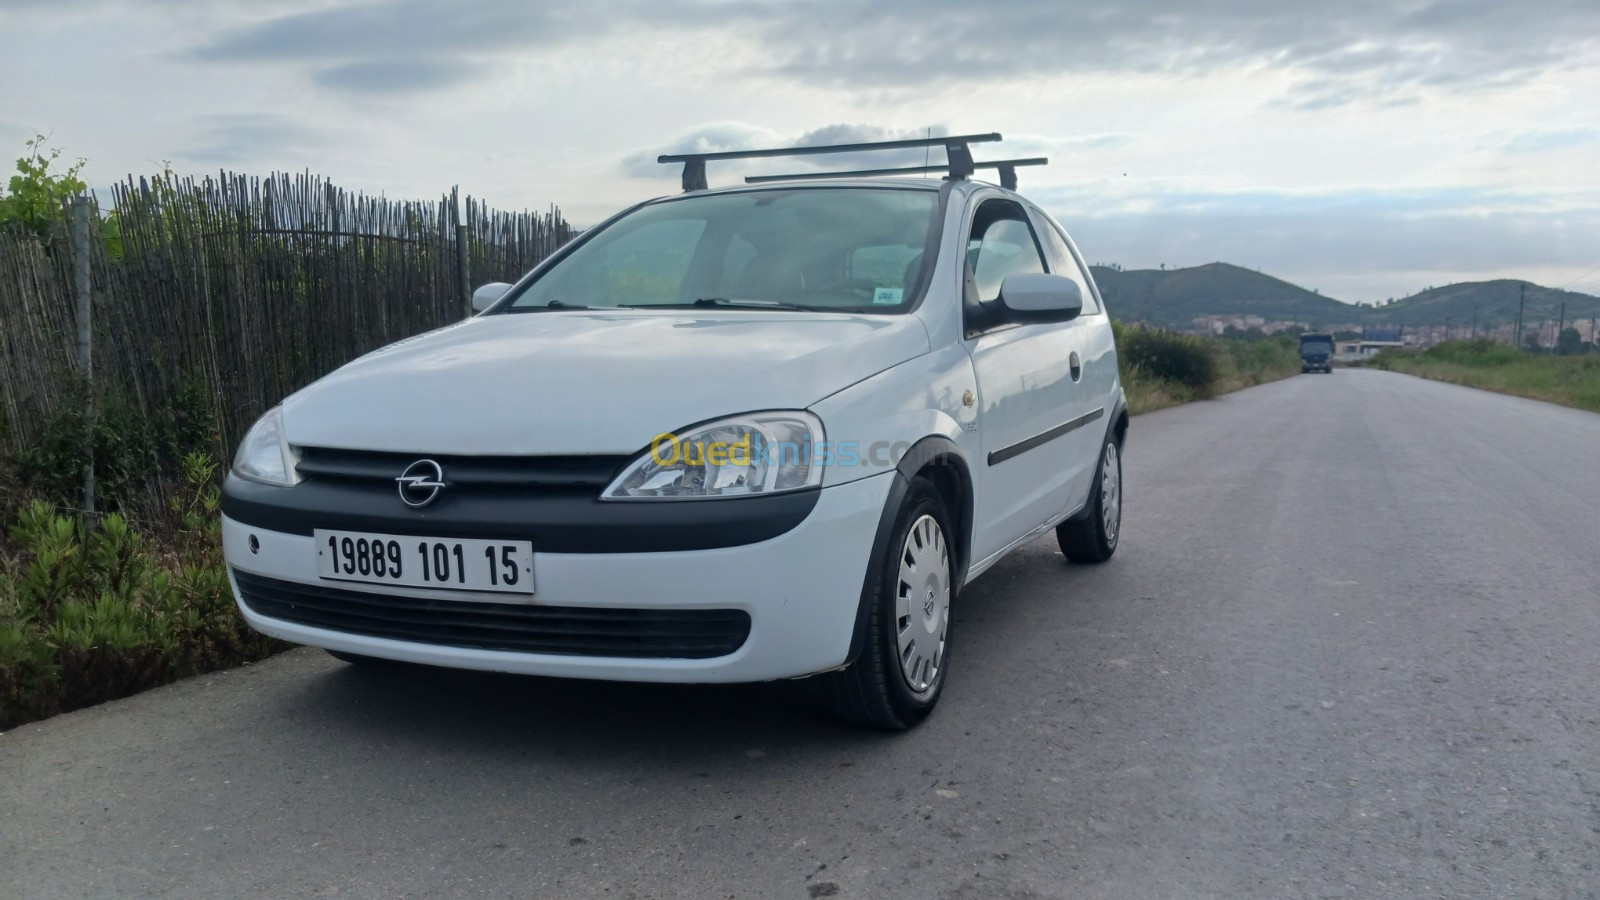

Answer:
[1057,431,1122,564]
[822,476,955,730]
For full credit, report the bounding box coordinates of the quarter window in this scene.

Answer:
[966,201,1046,303]
[1032,212,1101,314]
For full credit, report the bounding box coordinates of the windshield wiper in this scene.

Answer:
[505,299,587,312]
[614,298,839,312]
[690,297,830,311]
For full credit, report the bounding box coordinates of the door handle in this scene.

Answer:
[1069,351,1083,383]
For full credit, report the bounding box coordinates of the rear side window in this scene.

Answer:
[966,200,1046,303]
[1031,211,1101,315]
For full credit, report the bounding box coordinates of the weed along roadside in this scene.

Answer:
[1115,322,1304,413]
[1363,339,1600,414]
[0,456,283,731]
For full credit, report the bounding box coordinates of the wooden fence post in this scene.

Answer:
[72,195,95,518]
[457,222,471,317]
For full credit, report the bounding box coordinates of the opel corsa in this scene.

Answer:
[222,133,1128,728]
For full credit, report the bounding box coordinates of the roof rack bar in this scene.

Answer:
[659,132,1003,192]
[659,132,1001,164]
[743,157,1049,189]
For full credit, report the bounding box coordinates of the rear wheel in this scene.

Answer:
[1057,431,1122,563]
[823,477,954,730]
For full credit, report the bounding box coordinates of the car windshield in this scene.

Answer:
[1302,340,1333,354]
[502,187,938,313]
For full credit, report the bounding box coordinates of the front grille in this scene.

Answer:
[295,448,628,489]
[233,570,751,659]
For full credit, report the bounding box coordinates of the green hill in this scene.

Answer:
[1087,263,1599,332]
[1368,280,1600,328]
[1090,262,1362,329]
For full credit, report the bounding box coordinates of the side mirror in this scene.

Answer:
[997,273,1083,324]
[471,282,513,313]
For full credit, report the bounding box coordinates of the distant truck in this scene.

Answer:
[1299,333,1334,373]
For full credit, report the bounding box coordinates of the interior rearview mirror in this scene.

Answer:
[471,282,513,313]
[997,273,1083,324]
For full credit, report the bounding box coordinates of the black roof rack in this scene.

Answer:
[659,132,1036,192]
[744,157,1048,191]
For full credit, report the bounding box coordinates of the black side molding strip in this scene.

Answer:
[987,407,1105,466]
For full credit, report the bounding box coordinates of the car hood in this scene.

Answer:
[281,310,930,455]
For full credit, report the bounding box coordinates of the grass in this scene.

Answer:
[1363,340,1600,414]
[1115,322,1303,414]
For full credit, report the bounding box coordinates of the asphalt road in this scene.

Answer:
[4,368,1599,899]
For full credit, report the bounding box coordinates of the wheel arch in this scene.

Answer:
[842,435,974,666]
[1065,391,1129,524]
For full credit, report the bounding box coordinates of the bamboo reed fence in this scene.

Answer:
[0,170,571,516]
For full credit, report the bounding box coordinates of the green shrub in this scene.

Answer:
[1423,339,1523,366]
[1111,322,1299,413]
[0,455,282,730]
[7,375,220,522]
[12,386,159,515]
[1118,325,1220,394]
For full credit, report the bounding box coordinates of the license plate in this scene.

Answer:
[314,529,534,594]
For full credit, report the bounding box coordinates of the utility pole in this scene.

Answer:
[1515,282,1525,349]
[1470,305,1478,339]
[1557,301,1566,340]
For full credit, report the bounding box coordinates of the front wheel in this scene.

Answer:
[822,477,955,730]
[1057,432,1122,563]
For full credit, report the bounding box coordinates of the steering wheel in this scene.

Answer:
[814,278,880,300]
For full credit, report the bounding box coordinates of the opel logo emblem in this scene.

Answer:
[396,459,446,508]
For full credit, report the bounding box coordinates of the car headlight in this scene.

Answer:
[601,412,824,500]
[232,407,301,487]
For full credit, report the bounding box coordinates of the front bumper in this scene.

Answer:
[221,472,892,682]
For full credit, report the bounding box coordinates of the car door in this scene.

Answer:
[1028,205,1115,504]
[962,197,1097,565]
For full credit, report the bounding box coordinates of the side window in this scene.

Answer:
[1031,211,1101,314]
[966,200,1046,303]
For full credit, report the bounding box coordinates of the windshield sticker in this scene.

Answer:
[872,287,904,305]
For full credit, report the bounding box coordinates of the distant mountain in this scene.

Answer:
[1088,263,1600,332]
[1367,279,1600,328]
[1089,262,1361,329]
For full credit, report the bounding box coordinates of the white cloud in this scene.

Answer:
[1,0,1597,304]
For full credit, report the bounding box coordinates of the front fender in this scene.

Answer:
[809,344,979,488]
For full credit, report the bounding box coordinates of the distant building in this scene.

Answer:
[1343,325,1406,359]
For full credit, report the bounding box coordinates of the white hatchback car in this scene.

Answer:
[222,133,1127,728]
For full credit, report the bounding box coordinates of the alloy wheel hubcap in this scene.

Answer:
[1102,444,1122,543]
[895,515,950,697]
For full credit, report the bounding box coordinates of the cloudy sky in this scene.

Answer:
[3,0,1598,304]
